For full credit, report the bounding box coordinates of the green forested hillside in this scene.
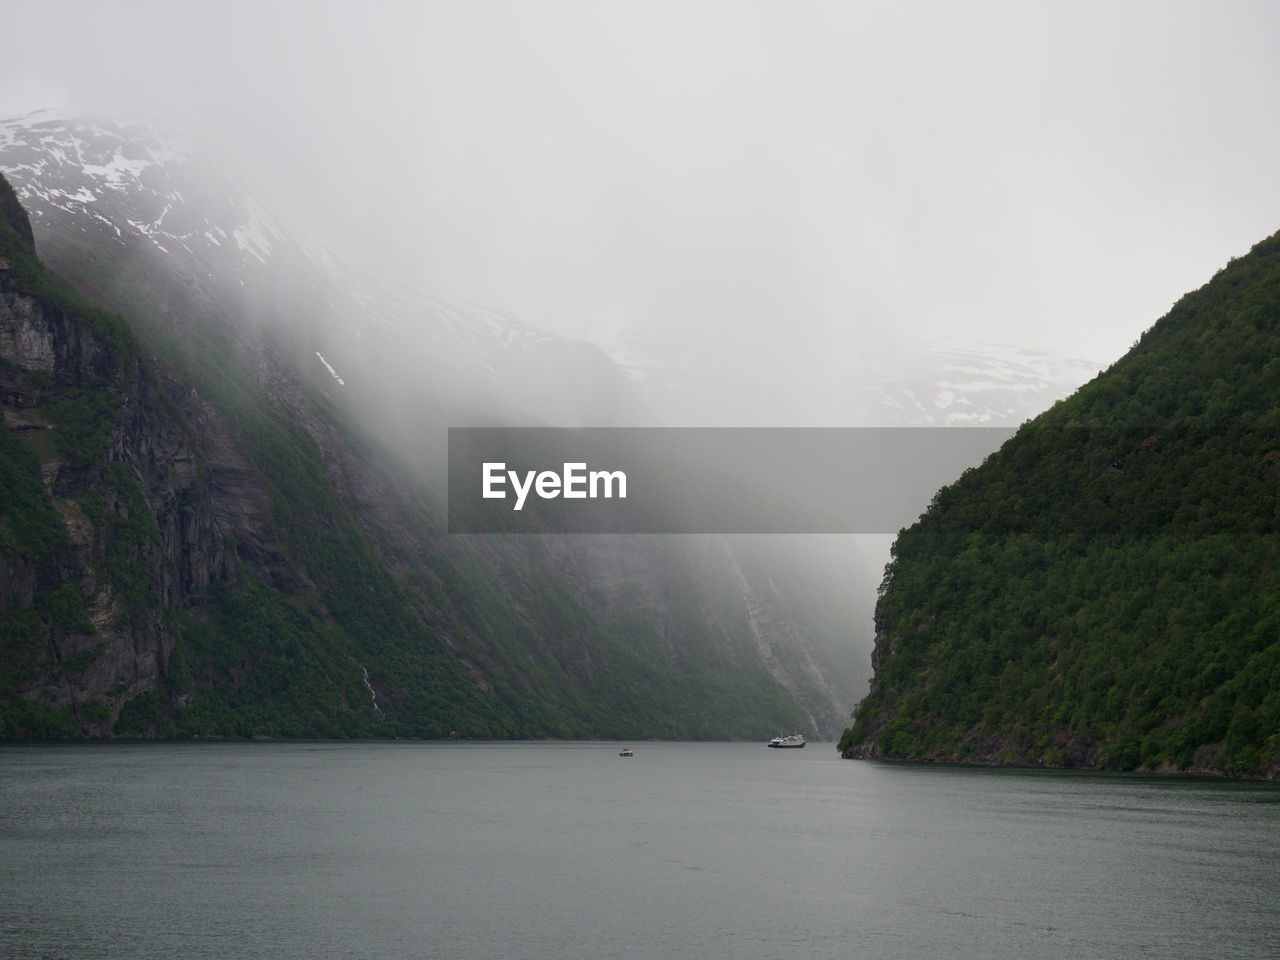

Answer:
[840,232,1280,778]
[1,172,814,741]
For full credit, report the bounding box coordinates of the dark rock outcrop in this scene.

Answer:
[1,183,233,734]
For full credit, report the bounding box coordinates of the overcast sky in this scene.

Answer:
[4,0,1280,369]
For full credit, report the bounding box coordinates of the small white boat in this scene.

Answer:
[767,733,806,749]
[618,747,634,757]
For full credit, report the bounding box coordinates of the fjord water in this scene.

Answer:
[2,742,1275,959]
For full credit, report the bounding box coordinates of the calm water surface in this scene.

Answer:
[1,741,1276,959]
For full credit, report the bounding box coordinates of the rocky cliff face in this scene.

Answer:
[0,178,232,734]
[0,113,888,740]
[1,168,853,740]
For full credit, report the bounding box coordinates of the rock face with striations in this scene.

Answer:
[0,174,232,735]
[1,108,916,742]
[0,150,862,741]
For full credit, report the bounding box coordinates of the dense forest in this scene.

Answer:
[840,231,1280,778]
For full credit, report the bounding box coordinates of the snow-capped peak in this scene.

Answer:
[0,110,644,427]
[0,110,285,272]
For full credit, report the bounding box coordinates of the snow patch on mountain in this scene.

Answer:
[0,109,286,284]
[0,110,644,427]
[232,195,279,264]
[0,110,1100,432]
[315,352,345,386]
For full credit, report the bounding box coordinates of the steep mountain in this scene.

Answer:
[0,110,643,433]
[0,173,234,735]
[839,231,1280,778]
[0,113,868,739]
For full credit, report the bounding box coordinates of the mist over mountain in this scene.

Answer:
[0,113,872,738]
[0,111,1111,741]
[608,323,1101,429]
[0,111,647,436]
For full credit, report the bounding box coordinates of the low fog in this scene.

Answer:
[4,2,1280,689]
[5,1,1280,382]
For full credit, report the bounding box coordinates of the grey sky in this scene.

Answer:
[4,0,1280,368]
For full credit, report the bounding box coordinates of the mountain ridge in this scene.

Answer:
[838,230,1280,778]
[0,111,1125,743]
[0,116,865,739]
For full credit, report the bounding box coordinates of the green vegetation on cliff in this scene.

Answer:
[2,173,810,741]
[1,187,126,734]
[839,231,1280,778]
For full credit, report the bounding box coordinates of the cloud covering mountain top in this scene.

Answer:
[3,1,1278,380]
